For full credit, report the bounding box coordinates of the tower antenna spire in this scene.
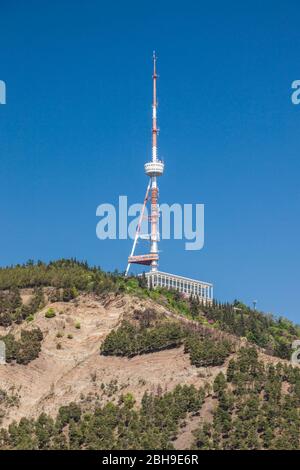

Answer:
[152,51,158,163]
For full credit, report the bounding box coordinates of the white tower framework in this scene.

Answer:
[125,52,164,276]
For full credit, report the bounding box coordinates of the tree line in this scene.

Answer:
[0,385,205,450]
[101,317,233,368]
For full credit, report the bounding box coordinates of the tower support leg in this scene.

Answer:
[125,180,151,276]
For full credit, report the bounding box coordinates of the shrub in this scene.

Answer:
[62,287,79,302]
[57,402,81,427]
[75,322,81,329]
[16,329,43,364]
[45,308,56,319]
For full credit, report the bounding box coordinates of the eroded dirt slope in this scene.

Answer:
[0,292,293,449]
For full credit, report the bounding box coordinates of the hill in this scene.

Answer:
[0,260,299,450]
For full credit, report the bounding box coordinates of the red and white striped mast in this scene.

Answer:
[126,52,164,275]
[149,51,159,271]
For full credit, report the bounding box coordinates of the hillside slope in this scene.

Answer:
[0,292,223,425]
[1,290,298,450]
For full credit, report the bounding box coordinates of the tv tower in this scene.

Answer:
[125,52,164,276]
[124,54,213,306]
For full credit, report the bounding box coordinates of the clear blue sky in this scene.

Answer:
[0,1,299,322]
